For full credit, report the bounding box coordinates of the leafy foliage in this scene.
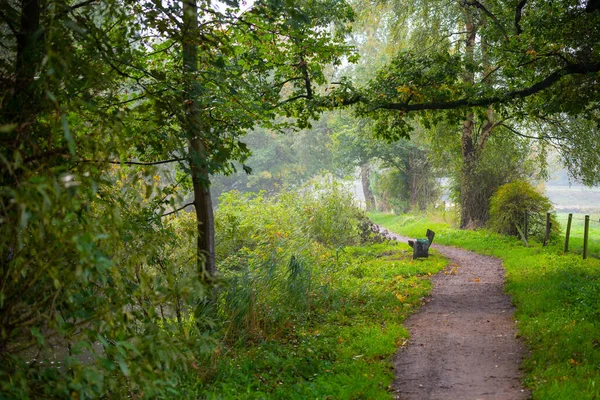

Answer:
[453,130,541,225]
[334,0,600,230]
[488,180,559,242]
[211,116,337,199]
[348,0,600,186]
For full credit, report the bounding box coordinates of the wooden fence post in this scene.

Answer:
[583,215,590,260]
[524,210,528,244]
[564,213,572,253]
[543,212,551,246]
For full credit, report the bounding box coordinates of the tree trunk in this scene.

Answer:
[460,121,482,228]
[1,0,43,354]
[459,8,482,228]
[459,11,499,228]
[360,163,375,210]
[190,144,216,279]
[182,0,216,280]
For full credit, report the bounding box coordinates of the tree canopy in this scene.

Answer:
[333,0,600,186]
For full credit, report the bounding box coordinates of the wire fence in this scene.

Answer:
[553,212,600,259]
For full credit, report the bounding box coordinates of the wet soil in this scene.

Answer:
[383,228,530,400]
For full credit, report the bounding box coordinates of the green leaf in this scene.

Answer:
[62,115,75,156]
[31,327,45,347]
[116,355,130,377]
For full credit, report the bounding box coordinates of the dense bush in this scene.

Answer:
[213,178,372,343]
[371,169,410,213]
[488,180,559,242]
[0,168,212,399]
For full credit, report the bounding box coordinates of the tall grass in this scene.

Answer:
[213,179,367,343]
[371,211,600,399]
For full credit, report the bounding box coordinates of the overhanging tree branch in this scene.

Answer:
[161,202,193,217]
[498,122,561,149]
[81,158,184,166]
[375,62,600,112]
[276,94,311,107]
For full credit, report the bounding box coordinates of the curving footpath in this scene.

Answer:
[382,228,530,400]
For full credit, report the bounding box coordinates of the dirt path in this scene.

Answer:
[383,229,529,400]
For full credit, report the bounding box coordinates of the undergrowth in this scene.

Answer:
[182,242,445,398]
[371,211,600,399]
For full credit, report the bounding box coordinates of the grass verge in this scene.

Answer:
[370,212,600,399]
[183,242,445,398]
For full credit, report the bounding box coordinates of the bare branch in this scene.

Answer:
[515,0,527,34]
[464,0,509,40]
[81,158,184,166]
[161,202,193,217]
[480,64,501,83]
[276,94,310,107]
[498,123,560,149]
[99,94,148,109]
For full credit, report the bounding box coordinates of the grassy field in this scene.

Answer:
[183,242,446,398]
[370,212,600,399]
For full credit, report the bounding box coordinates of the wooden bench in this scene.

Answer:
[408,229,435,259]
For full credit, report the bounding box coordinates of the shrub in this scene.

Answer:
[488,180,559,242]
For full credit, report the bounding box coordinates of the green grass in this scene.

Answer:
[371,212,600,399]
[183,242,446,399]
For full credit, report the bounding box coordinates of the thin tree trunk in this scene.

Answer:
[1,0,43,353]
[182,0,216,280]
[360,163,375,210]
[190,149,216,279]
